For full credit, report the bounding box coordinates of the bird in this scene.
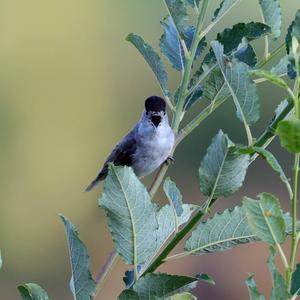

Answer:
[85,96,175,191]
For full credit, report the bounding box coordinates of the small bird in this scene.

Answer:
[85,96,175,191]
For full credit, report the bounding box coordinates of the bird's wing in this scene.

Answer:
[85,129,137,191]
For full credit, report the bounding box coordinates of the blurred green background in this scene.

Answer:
[0,1,300,299]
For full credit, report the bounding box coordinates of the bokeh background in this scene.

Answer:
[1,1,300,299]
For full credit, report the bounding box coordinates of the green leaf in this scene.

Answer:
[246,274,265,300]
[249,69,288,89]
[211,41,260,125]
[199,130,250,198]
[185,205,294,255]
[234,38,258,67]
[18,283,50,300]
[203,68,228,102]
[118,290,140,300]
[184,0,199,8]
[126,33,169,96]
[160,16,184,71]
[271,56,289,76]
[258,0,282,39]
[60,215,96,300]
[240,146,291,198]
[164,177,183,217]
[213,0,241,21]
[277,120,300,153]
[286,10,300,54]
[196,273,215,285]
[165,0,187,34]
[268,247,290,300]
[133,273,199,300]
[291,263,300,295]
[99,165,158,265]
[242,193,286,245]
[156,204,197,252]
[217,22,270,65]
[184,86,203,110]
[171,293,197,300]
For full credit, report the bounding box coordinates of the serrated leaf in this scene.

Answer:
[249,69,288,89]
[160,16,184,71]
[18,283,50,300]
[243,193,286,245]
[60,215,96,300]
[211,41,260,125]
[132,273,199,300]
[234,38,258,66]
[185,205,294,255]
[217,22,270,66]
[203,68,228,102]
[291,263,300,295]
[196,273,215,285]
[246,274,265,300]
[277,120,300,153]
[240,146,291,198]
[199,130,250,198]
[118,289,140,300]
[268,247,290,300]
[213,0,241,21]
[126,33,169,96]
[164,177,184,217]
[156,204,197,252]
[258,0,282,39]
[165,0,187,34]
[99,165,158,265]
[271,56,289,76]
[171,292,197,300]
[184,86,203,110]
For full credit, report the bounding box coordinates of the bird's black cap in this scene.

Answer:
[145,96,166,113]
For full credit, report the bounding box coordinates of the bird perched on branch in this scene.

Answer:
[85,96,175,191]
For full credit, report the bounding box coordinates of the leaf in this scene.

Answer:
[196,273,215,285]
[160,16,184,71]
[184,86,203,110]
[291,263,300,295]
[249,69,288,89]
[211,41,260,125]
[203,68,228,102]
[18,283,50,300]
[234,38,258,67]
[271,56,289,76]
[185,205,295,255]
[132,273,199,300]
[185,206,255,255]
[217,22,271,65]
[213,0,241,21]
[242,193,286,245]
[118,290,140,300]
[199,130,250,198]
[60,215,96,300]
[246,274,266,300]
[99,165,158,266]
[165,0,187,34]
[258,0,282,39]
[184,0,199,8]
[164,177,183,217]
[171,293,197,300]
[156,204,197,252]
[240,146,291,198]
[126,34,169,96]
[277,120,300,153]
[268,247,290,300]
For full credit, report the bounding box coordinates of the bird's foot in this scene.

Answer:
[164,156,175,165]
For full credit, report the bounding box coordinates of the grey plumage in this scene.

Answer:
[85,96,174,191]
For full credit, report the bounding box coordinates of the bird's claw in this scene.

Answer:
[165,156,175,164]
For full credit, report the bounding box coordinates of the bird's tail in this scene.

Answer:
[85,172,106,192]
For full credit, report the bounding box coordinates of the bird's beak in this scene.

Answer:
[150,113,161,127]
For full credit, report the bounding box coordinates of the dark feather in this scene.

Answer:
[85,130,137,191]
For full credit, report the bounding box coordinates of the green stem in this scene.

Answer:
[256,43,285,69]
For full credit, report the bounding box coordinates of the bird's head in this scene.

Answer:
[144,96,166,128]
